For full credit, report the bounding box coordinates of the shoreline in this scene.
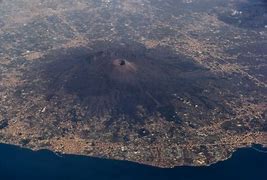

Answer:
[0,142,267,180]
[0,142,266,168]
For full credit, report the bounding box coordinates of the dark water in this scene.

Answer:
[0,144,266,180]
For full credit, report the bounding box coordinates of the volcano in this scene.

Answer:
[27,41,213,123]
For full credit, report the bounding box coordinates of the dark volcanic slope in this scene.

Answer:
[25,41,226,124]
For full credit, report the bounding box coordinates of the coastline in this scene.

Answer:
[0,142,267,180]
[0,141,266,168]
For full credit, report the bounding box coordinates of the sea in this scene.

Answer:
[0,143,266,180]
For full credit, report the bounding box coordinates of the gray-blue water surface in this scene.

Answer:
[0,143,266,180]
